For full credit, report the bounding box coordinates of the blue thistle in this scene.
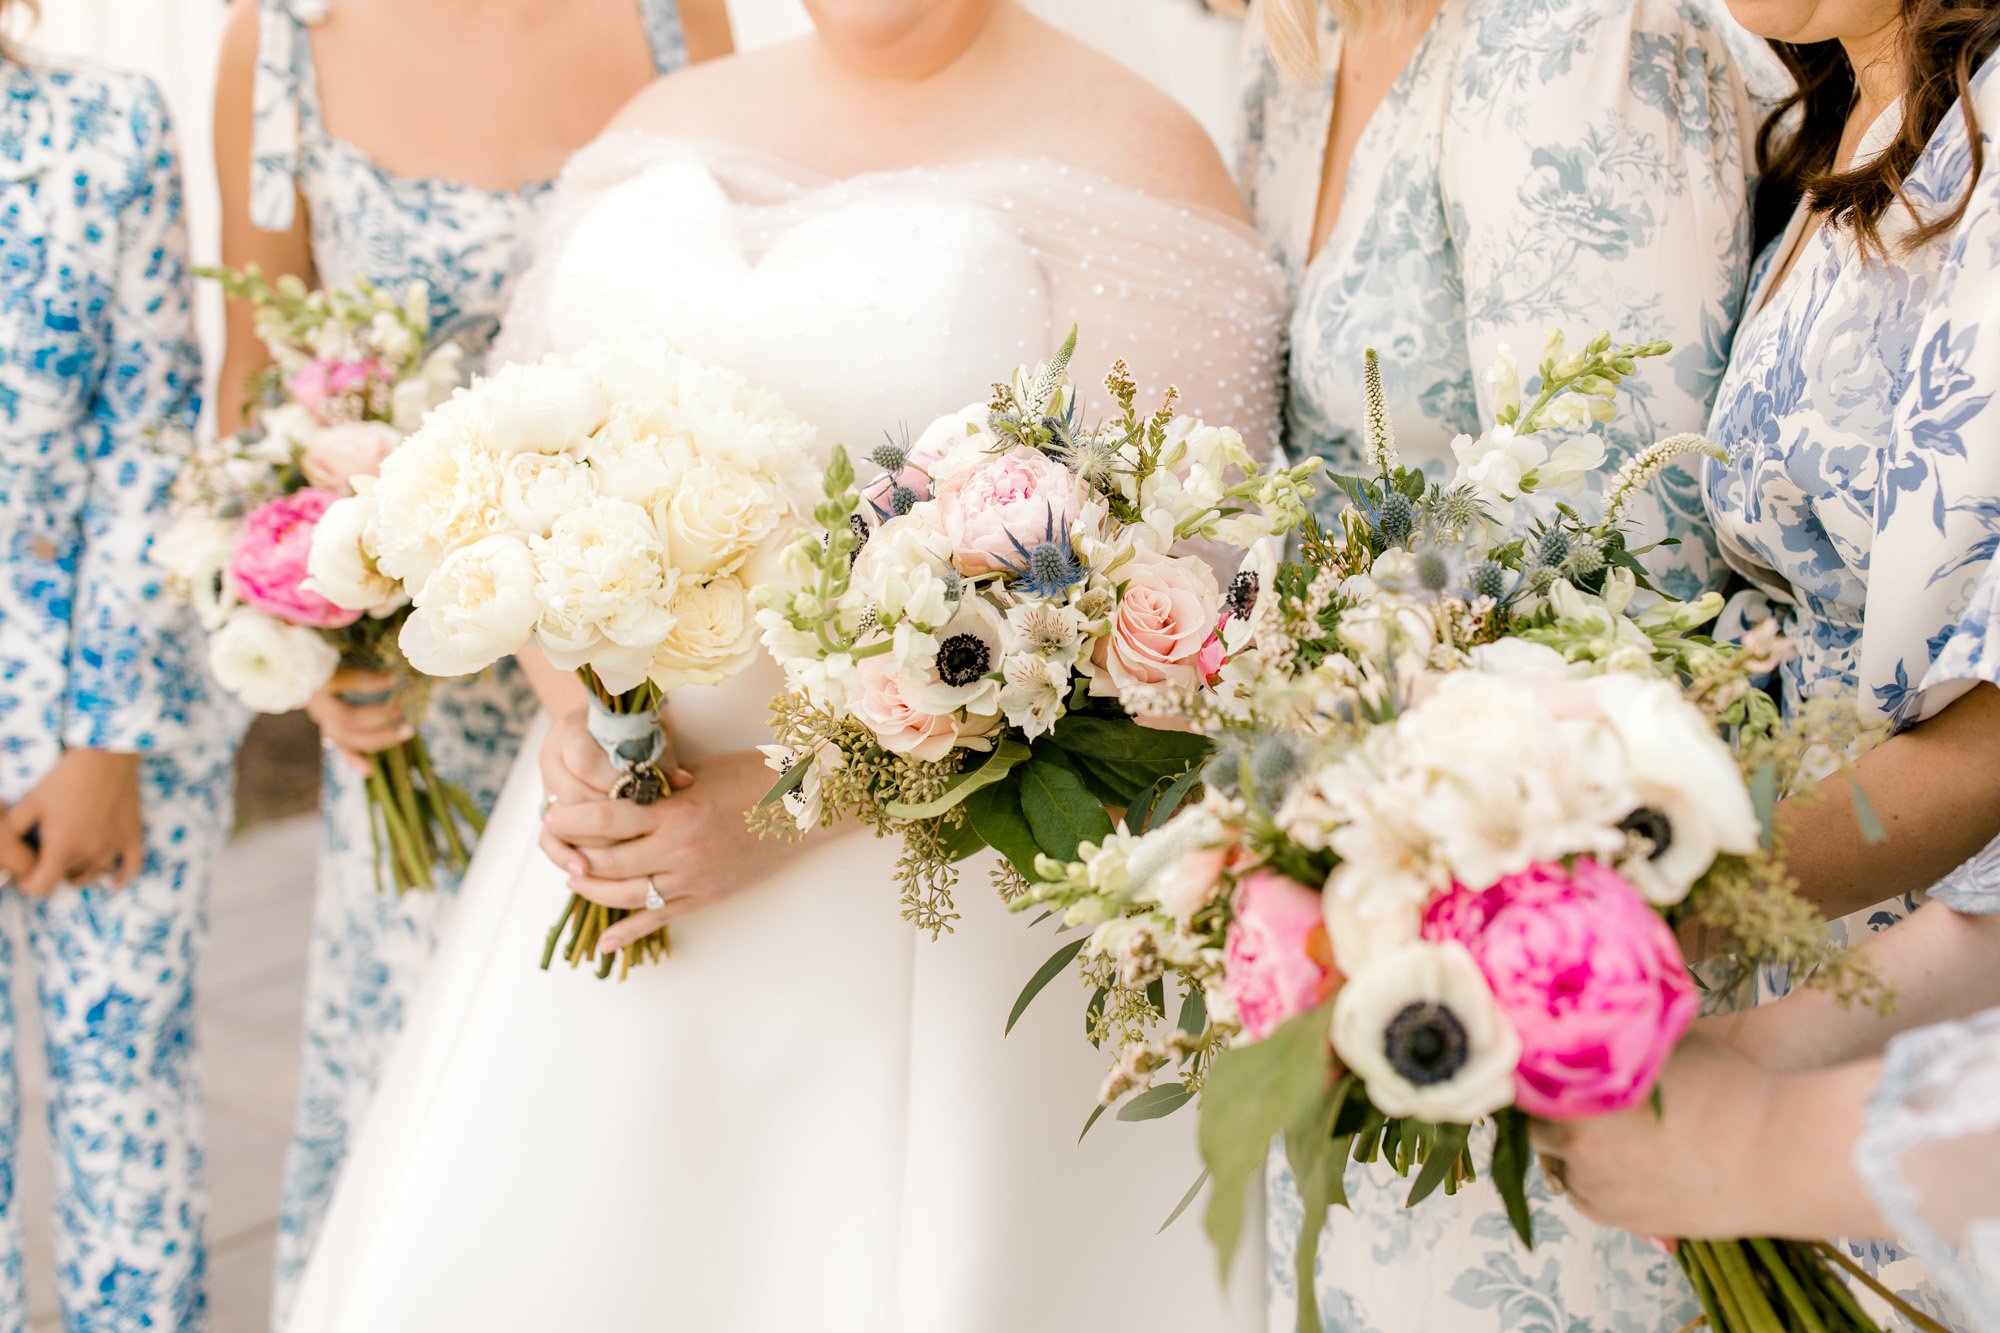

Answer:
[1469,560,1509,601]
[1415,547,1452,592]
[889,485,919,517]
[1376,491,1414,546]
[870,439,909,473]
[999,505,1087,598]
[1537,529,1572,566]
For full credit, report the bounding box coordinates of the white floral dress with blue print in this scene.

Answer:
[1704,57,2000,1332]
[1239,0,1777,1326]
[253,0,693,1319]
[0,54,237,1332]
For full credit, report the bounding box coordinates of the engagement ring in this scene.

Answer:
[644,874,667,912]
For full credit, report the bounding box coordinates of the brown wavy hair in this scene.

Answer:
[1758,0,2000,256]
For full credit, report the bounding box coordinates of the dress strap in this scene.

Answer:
[248,0,329,233]
[637,0,689,75]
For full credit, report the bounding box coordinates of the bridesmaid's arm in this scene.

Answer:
[516,645,588,717]
[214,0,316,434]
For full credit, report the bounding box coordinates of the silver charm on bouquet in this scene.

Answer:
[585,698,670,806]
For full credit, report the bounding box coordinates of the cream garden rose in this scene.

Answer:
[1093,546,1221,695]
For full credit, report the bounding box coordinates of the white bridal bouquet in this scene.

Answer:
[163,269,471,893]
[315,334,820,976]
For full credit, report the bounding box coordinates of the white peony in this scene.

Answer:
[1587,672,1761,905]
[208,609,340,713]
[304,494,406,617]
[369,428,508,587]
[156,516,240,630]
[650,576,756,688]
[498,449,598,537]
[466,359,607,455]
[399,534,542,677]
[530,499,677,692]
[1331,941,1521,1122]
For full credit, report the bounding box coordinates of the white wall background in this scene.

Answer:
[22,0,1243,385]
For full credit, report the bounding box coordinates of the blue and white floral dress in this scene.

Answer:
[251,0,692,1317]
[1241,0,1775,602]
[0,55,236,1332]
[1240,0,1775,1326]
[1705,57,2000,1331]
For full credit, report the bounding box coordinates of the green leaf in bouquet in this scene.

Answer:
[1405,1121,1471,1207]
[1282,1077,1356,1333]
[1018,753,1116,863]
[962,784,1041,880]
[1847,777,1886,844]
[936,813,989,864]
[1200,1000,1337,1280]
[885,738,1031,819]
[1749,759,1780,852]
[1079,1102,1107,1143]
[1146,763,1205,831]
[1145,976,1166,1016]
[755,758,813,811]
[1047,712,1213,767]
[1066,751,1171,808]
[1177,985,1208,1038]
[1118,1081,1194,1122]
[1159,1169,1210,1233]
[1006,935,1088,1036]
[1490,1108,1536,1249]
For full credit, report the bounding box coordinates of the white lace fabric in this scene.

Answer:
[1857,1006,2000,1328]
[494,133,1287,453]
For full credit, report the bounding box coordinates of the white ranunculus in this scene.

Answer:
[304,494,406,617]
[157,516,240,630]
[1588,672,1761,905]
[1330,941,1521,1123]
[399,533,541,677]
[657,457,786,577]
[208,609,340,713]
[650,576,756,688]
[849,516,956,631]
[895,596,1006,717]
[472,359,608,455]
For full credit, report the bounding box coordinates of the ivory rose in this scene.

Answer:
[1094,547,1221,695]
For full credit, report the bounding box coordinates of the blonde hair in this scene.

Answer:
[1213,0,1434,83]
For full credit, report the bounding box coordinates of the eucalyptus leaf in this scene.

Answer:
[1177,985,1208,1038]
[1159,1169,1210,1234]
[885,738,1030,819]
[1118,1082,1194,1122]
[1007,936,1087,1036]
[1078,1102,1107,1143]
[1201,1002,1337,1279]
[755,758,811,810]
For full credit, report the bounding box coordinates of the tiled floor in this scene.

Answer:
[12,813,319,1333]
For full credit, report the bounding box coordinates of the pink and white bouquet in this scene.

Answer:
[338,334,820,977]
[1013,335,1902,1333]
[162,268,471,892]
[750,332,1319,932]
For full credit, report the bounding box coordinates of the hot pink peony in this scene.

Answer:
[1094,548,1222,695]
[231,489,362,628]
[1224,870,1339,1042]
[851,652,960,763]
[289,357,388,424]
[1421,859,1696,1120]
[933,445,1078,576]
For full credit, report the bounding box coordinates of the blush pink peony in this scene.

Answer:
[933,445,1078,576]
[851,652,960,763]
[1223,870,1340,1042]
[1421,859,1696,1120]
[1095,548,1222,695]
[288,357,388,424]
[300,420,401,494]
[231,489,362,628]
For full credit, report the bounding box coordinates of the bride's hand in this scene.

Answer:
[542,749,817,950]
[536,706,693,851]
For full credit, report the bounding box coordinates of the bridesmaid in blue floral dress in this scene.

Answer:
[0,37,238,1330]
[209,0,716,1319]
[1697,3,2000,1322]
[1237,0,1776,1325]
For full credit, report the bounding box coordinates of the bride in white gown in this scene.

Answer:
[287,4,1284,1329]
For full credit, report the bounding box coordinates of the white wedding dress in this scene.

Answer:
[287,137,1285,1332]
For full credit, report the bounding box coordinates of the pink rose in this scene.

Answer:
[289,357,388,424]
[933,445,1078,576]
[1224,870,1339,1042]
[1094,548,1222,695]
[231,489,362,628]
[300,420,401,494]
[852,652,960,763]
[1422,860,1696,1120]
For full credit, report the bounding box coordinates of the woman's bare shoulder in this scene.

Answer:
[603,40,803,140]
